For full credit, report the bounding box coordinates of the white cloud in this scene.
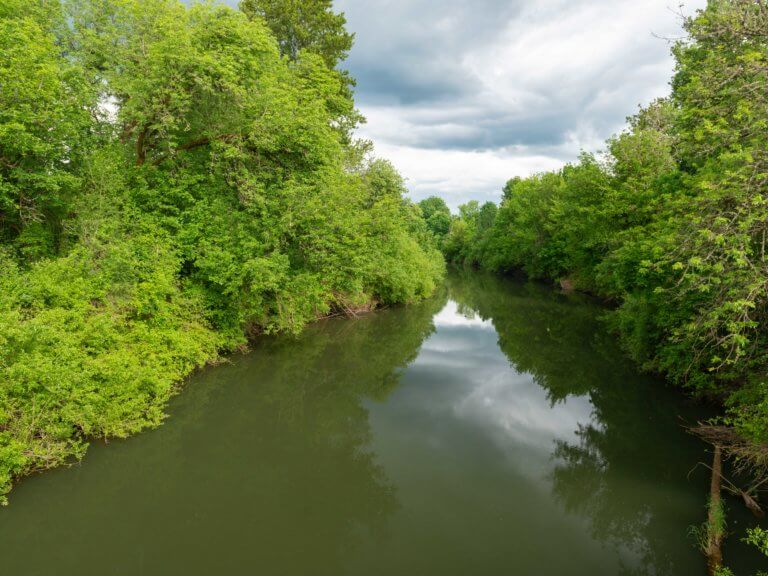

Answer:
[431,301,493,328]
[338,0,707,206]
[365,137,564,210]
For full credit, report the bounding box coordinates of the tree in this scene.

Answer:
[502,177,522,202]
[239,0,353,68]
[0,2,90,257]
[418,196,450,221]
[658,0,768,426]
[477,201,498,233]
[362,159,407,206]
[419,196,452,239]
[238,0,361,140]
[0,0,444,504]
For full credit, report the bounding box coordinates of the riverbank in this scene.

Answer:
[0,266,441,505]
[0,0,445,505]
[2,271,765,575]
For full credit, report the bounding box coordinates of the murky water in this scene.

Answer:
[2,272,765,575]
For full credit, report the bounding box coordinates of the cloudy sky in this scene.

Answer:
[223,0,707,209]
[333,0,709,209]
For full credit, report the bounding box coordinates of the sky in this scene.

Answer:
[224,0,707,209]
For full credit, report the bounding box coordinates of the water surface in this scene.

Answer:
[2,272,765,575]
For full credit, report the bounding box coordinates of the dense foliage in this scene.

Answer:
[440,0,768,451]
[418,196,452,241]
[0,0,443,503]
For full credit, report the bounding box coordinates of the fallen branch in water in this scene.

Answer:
[692,425,768,474]
[690,424,768,519]
[706,445,724,576]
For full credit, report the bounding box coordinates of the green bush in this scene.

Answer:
[0,0,443,503]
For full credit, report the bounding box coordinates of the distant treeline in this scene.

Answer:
[425,0,768,452]
[0,0,443,502]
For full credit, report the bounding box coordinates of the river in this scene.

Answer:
[1,272,765,575]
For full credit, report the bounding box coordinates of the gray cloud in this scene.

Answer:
[333,0,708,205]
[339,0,526,105]
[340,0,695,153]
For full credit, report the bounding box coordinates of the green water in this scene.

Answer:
[2,272,765,575]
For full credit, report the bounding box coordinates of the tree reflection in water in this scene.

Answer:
[448,270,712,575]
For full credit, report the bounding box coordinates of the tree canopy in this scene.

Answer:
[239,0,353,67]
[0,0,443,504]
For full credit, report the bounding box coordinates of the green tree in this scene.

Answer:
[418,196,450,220]
[0,1,90,257]
[237,0,361,140]
[0,0,443,504]
[502,177,522,202]
[362,159,408,206]
[483,172,566,278]
[661,0,768,435]
[239,0,353,67]
[418,196,452,239]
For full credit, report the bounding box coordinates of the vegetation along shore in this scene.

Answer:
[1,0,768,573]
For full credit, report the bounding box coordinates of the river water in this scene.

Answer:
[2,272,765,575]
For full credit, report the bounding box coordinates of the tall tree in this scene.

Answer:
[0,1,90,257]
[663,0,768,438]
[419,196,452,239]
[239,0,353,68]
[418,196,450,221]
[239,0,361,140]
[0,0,444,504]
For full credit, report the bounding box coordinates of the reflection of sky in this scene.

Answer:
[362,299,628,575]
[359,295,724,576]
[431,301,493,329]
[457,372,592,457]
[412,300,595,470]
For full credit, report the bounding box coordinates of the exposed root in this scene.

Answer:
[328,293,378,319]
